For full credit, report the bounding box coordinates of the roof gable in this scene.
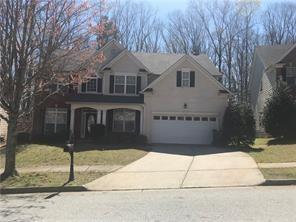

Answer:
[143,55,230,94]
[132,52,184,74]
[255,44,293,68]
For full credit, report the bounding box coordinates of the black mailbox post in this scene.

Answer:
[64,131,75,181]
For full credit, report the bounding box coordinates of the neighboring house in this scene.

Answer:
[249,43,296,134]
[31,40,230,144]
[0,107,7,142]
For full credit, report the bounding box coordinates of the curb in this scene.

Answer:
[262,179,296,186]
[0,186,87,194]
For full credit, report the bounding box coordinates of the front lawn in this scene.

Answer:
[0,144,148,168]
[261,168,296,180]
[0,172,105,188]
[248,138,296,163]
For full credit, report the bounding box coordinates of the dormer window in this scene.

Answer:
[114,75,136,94]
[81,76,102,93]
[86,79,97,92]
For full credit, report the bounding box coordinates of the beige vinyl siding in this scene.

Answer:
[103,53,148,95]
[0,108,7,141]
[143,59,228,141]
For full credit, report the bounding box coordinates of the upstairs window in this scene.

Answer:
[177,70,195,87]
[81,76,102,93]
[114,76,125,93]
[86,79,97,92]
[182,71,190,87]
[114,75,136,94]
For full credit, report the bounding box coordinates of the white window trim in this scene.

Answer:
[44,108,68,134]
[181,69,191,87]
[113,74,137,95]
[80,75,102,94]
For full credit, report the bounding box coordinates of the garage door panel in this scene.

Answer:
[151,115,218,144]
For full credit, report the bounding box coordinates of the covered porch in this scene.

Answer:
[69,103,144,139]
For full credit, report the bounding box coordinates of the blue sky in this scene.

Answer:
[145,0,289,17]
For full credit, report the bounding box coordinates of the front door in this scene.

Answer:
[85,113,97,138]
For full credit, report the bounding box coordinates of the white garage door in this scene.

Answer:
[151,114,218,144]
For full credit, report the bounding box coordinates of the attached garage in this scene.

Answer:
[150,113,219,144]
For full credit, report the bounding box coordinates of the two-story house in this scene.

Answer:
[249,43,296,134]
[31,40,230,144]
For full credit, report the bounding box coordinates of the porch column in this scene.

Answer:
[97,110,101,124]
[140,108,144,134]
[102,110,107,125]
[70,108,75,134]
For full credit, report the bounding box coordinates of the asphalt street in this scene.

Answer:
[1,186,296,222]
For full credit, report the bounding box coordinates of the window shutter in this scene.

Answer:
[137,76,141,94]
[109,75,114,93]
[97,78,102,93]
[176,71,182,87]
[190,71,195,87]
[81,82,86,92]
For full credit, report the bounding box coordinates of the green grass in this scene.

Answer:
[0,144,148,168]
[0,172,105,188]
[261,168,296,180]
[248,138,296,163]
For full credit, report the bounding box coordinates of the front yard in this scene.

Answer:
[0,143,148,188]
[248,138,296,180]
[249,138,296,163]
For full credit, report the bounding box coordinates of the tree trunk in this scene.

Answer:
[1,116,18,181]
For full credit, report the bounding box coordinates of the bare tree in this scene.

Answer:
[109,0,162,52]
[262,2,296,45]
[163,9,206,55]
[0,0,97,180]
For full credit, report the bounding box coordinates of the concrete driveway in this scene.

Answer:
[85,145,265,191]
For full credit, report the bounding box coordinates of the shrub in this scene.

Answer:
[263,85,296,139]
[32,131,69,144]
[91,124,105,138]
[98,133,147,145]
[222,101,256,146]
[17,132,31,144]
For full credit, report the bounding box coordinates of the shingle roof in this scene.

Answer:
[133,52,221,76]
[192,54,222,76]
[256,44,293,68]
[132,52,184,74]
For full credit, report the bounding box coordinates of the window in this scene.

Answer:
[44,108,68,134]
[49,82,65,93]
[114,76,125,93]
[126,76,136,94]
[202,117,208,121]
[194,117,200,121]
[114,75,136,94]
[81,76,102,93]
[182,71,190,87]
[210,117,217,122]
[86,79,97,92]
[161,116,168,120]
[113,109,136,133]
[177,116,184,120]
[153,116,160,120]
[169,116,176,120]
[185,116,192,121]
